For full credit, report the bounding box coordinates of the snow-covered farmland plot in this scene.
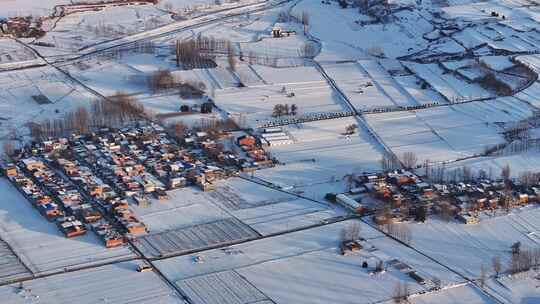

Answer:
[485,270,540,304]
[0,179,135,275]
[0,238,31,284]
[0,39,41,70]
[206,178,346,235]
[407,283,494,304]
[130,187,231,234]
[322,62,396,111]
[257,117,383,199]
[364,99,522,162]
[445,151,540,180]
[38,5,172,51]
[405,62,492,102]
[214,66,346,128]
[0,261,186,304]
[291,1,431,61]
[515,81,540,108]
[406,206,540,278]
[177,270,272,304]
[156,220,463,304]
[357,60,419,107]
[136,218,259,258]
[0,66,93,138]
[394,75,446,106]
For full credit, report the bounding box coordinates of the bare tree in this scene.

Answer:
[341,222,361,242]
[492,256,501,277]
[508,249,533,274]
[380,154,400,171]
[511,241,521,255]
[290,104,298,116]
[301,11,310,34]
[479,264,486,288]
[227,40,236,71]
[392,282,410,304]
[375,260,384,273]
[519,171,537,187]
[272,104,284,117]
[149,69,176,92]
[345,124,358,135]
[402,151,417,170]
[439,201,453,222]
[386,223,412,245]
[3,141,14,159]
[170,122,187,139]
[300,42,317,58]
[501,164,511,183]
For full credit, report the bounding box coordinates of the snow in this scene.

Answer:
[291,1,431,61]
[214,65,346,128]
[486,271,540,304]
[155,220,462,304]
[38,5,172,51]
[407,284,494,304]
[0,261,186,304]
[364,99,524,163]
[480,56,514,71]
[322,61,396,110]
[0,66,93,139]
[404,206,540,278]
[404,62,492,102]
[258,117,383,199]
[207,178,346,235]
[130,187,232,234]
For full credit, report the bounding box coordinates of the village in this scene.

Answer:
[2,0,540,303]
[0,122,273,248]
[331,168,540,226]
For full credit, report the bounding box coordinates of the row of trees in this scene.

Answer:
[174,36,235,70]
[30,93,148,141]
[272,104,298,117]
[147,69,207,97]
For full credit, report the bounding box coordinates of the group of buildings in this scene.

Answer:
[335,170,540,225]
[0,17,44,38]
[1,123,275,247]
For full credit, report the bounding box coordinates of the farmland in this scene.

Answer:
[3,0,540,302]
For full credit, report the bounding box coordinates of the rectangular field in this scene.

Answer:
[136,218,260,258]
[155,220,464,304]
[0,238,32,284]
[0,261,186,304]
[177,270,272,304]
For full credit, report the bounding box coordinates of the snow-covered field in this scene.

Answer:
[404,205,540,278]
[249,117,383,200]
[0,261,186,304]
[155,220,463,304]
[2,0,540,301]
[38,4,172,51]
[214,65,346,128]
[207,178,346,235]
[0,66,93,139]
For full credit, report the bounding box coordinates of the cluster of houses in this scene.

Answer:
[3,158,95,238]
[0,123,277,246]
[0,17,44,38]
[333,170,540,225]
[236,134,275,169]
